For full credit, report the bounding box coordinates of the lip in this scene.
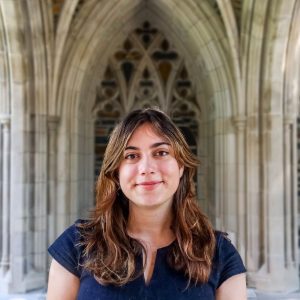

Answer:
[136,181,162,186]
[135,181,163,190]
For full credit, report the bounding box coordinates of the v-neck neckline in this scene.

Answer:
[156,239,176,252]
[142,239,175,286]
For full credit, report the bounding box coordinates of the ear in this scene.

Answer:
[179,166,184,178]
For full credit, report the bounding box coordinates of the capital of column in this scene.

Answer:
[48,116,60,131]
[283,115,295,126]
[233,116,246,131]
[0,115,11,127]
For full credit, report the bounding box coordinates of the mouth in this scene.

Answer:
[135,181,163,190]
[137,181,162,185]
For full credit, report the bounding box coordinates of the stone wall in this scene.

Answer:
[0,0,299,294]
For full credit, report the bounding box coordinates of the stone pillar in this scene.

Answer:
[254,114,298,292]
[47,116,59,247]
[233,116,246,260]
[8,113,47,292]
[0,116,11,291]
[0,117,10,270]
[214,128,222,230]
[30,114,48,281]
[283,116,298,271]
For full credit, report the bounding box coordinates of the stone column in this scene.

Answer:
[233,116,246,260]
[254,113,298,292]
[30,114,48,278]
[283,116,297,269]
[47,116,59,246]
[0,117,10,275]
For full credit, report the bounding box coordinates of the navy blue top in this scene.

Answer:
[48,220,246,299]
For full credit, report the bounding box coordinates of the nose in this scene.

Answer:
[138,155,156,175]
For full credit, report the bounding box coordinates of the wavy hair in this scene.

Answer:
[78,107,216,286]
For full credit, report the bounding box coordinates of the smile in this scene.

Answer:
[137,181,162,185]
[136,181,163,190]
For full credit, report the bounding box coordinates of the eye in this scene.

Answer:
[124,153,139,160]
[154,150,169,157]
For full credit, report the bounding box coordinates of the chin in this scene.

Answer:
[137,199,171,209]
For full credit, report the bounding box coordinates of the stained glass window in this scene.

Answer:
[94,22,201,186]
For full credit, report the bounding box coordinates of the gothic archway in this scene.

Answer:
[93,21,201,192]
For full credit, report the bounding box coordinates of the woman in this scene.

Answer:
[47,108,247,299]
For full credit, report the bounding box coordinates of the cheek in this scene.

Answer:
[118,164,135,186]
[162,161,182,178]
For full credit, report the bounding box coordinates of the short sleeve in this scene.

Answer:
[48,220,84,278]
[216,232,246,288]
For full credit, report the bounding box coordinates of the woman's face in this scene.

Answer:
[118,123,184,209]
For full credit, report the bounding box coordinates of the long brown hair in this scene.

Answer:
[78,107,216,286]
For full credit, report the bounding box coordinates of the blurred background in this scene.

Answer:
[0,0,299,297]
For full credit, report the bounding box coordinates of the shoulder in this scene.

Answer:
[213,230,242,262]
[214,230,232,247]
[214,230,239,252]
[213,231,246,288]
[52,219,86,245]
[48,219,87,277]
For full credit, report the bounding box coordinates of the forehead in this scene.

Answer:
[126,123,168,145]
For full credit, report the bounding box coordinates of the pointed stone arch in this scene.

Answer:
[93,21,200,114]
[54,0,239,231]
[93,21,200,189]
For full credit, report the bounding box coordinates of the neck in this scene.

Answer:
[127,203,174,248]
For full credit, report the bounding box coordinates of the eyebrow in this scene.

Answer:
[125,142,171,151]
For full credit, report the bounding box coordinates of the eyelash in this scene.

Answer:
[124,150,169,160]
[124,153,139,160]
[154,150,169,157]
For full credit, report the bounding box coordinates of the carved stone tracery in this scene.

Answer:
[94,21,200,177]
